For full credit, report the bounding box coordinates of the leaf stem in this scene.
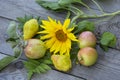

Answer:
[71,15,80,23]
[81,10,120,18]
[92,0,105,14]
[71,10,120,23]
[95,15,114,24]
[65,11,71,19]
[70,5,84,15]
[78,1,97,15]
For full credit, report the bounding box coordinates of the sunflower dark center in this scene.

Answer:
[55,30,67,42]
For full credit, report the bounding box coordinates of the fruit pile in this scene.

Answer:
[2,15,116,80]
[23,18,98,72]
[77,31,98,66]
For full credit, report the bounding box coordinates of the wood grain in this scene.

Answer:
[0,0,120,80]
[0,0,65,20]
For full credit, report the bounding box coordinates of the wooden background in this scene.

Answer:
[0,0,120,80]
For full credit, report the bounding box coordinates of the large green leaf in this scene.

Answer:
[24,58,52,80]
[0,56,16,71]
[36,0,62,10]
[74,20,95,34]
[100,32,116,46]
[58,0,82,6]
[100,32,116,51]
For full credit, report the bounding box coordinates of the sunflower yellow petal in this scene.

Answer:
[67,27,74,32]
[40,34,53,40]
[50,40,59,52]
[66,39,71,49]
[40,25,46,29]
[58,20,62,27]
[42,20,50,26]
[67,33,78,41]
[41,22,55,31]
[37,30,49,34]
[54,41,62,54]
[66,48,70,56]
[48,17,58,27]
[48,17,55,23]
[46,37,56,49]
[60,43,67,55]
[63,19,70,28]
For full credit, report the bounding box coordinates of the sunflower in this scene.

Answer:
[38,17,78,56]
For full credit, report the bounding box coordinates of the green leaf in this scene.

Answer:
[40,63,52,70]
[25,15,33,21]
[7,21,18,38]
[24,57,52,80]
[100,45,108,51]
[36,0,62,10]
[17,17,25,23]
[100,32,116,46]
[6,38,21,49]
[34,67,41,74]
[35,16,42,25]
[27,71,33,80]
[70,42,79,64]
[13,46,22,58]
[28,59,40,65]
[74,20,95,34]
[37,65,46,73]
[58,0,82,6]
[0,56,16,71]
[43,59,53,64]
[100,32,116,51]
[24,61,37,70]
[109,36,116,47]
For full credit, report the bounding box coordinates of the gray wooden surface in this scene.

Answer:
[0,0,120,80]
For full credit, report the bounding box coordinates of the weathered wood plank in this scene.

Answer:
[0,0,65,20]
[0,0,120,80]
[0,53,83,80]
[0,53,7,60]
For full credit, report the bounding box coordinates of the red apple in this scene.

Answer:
[24,39,47,59]
[78,31,96,48]
[77,47,98,66]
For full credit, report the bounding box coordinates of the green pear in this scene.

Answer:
[77,47,98,66]
[24,39,47,59]
[78,31,96,48]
